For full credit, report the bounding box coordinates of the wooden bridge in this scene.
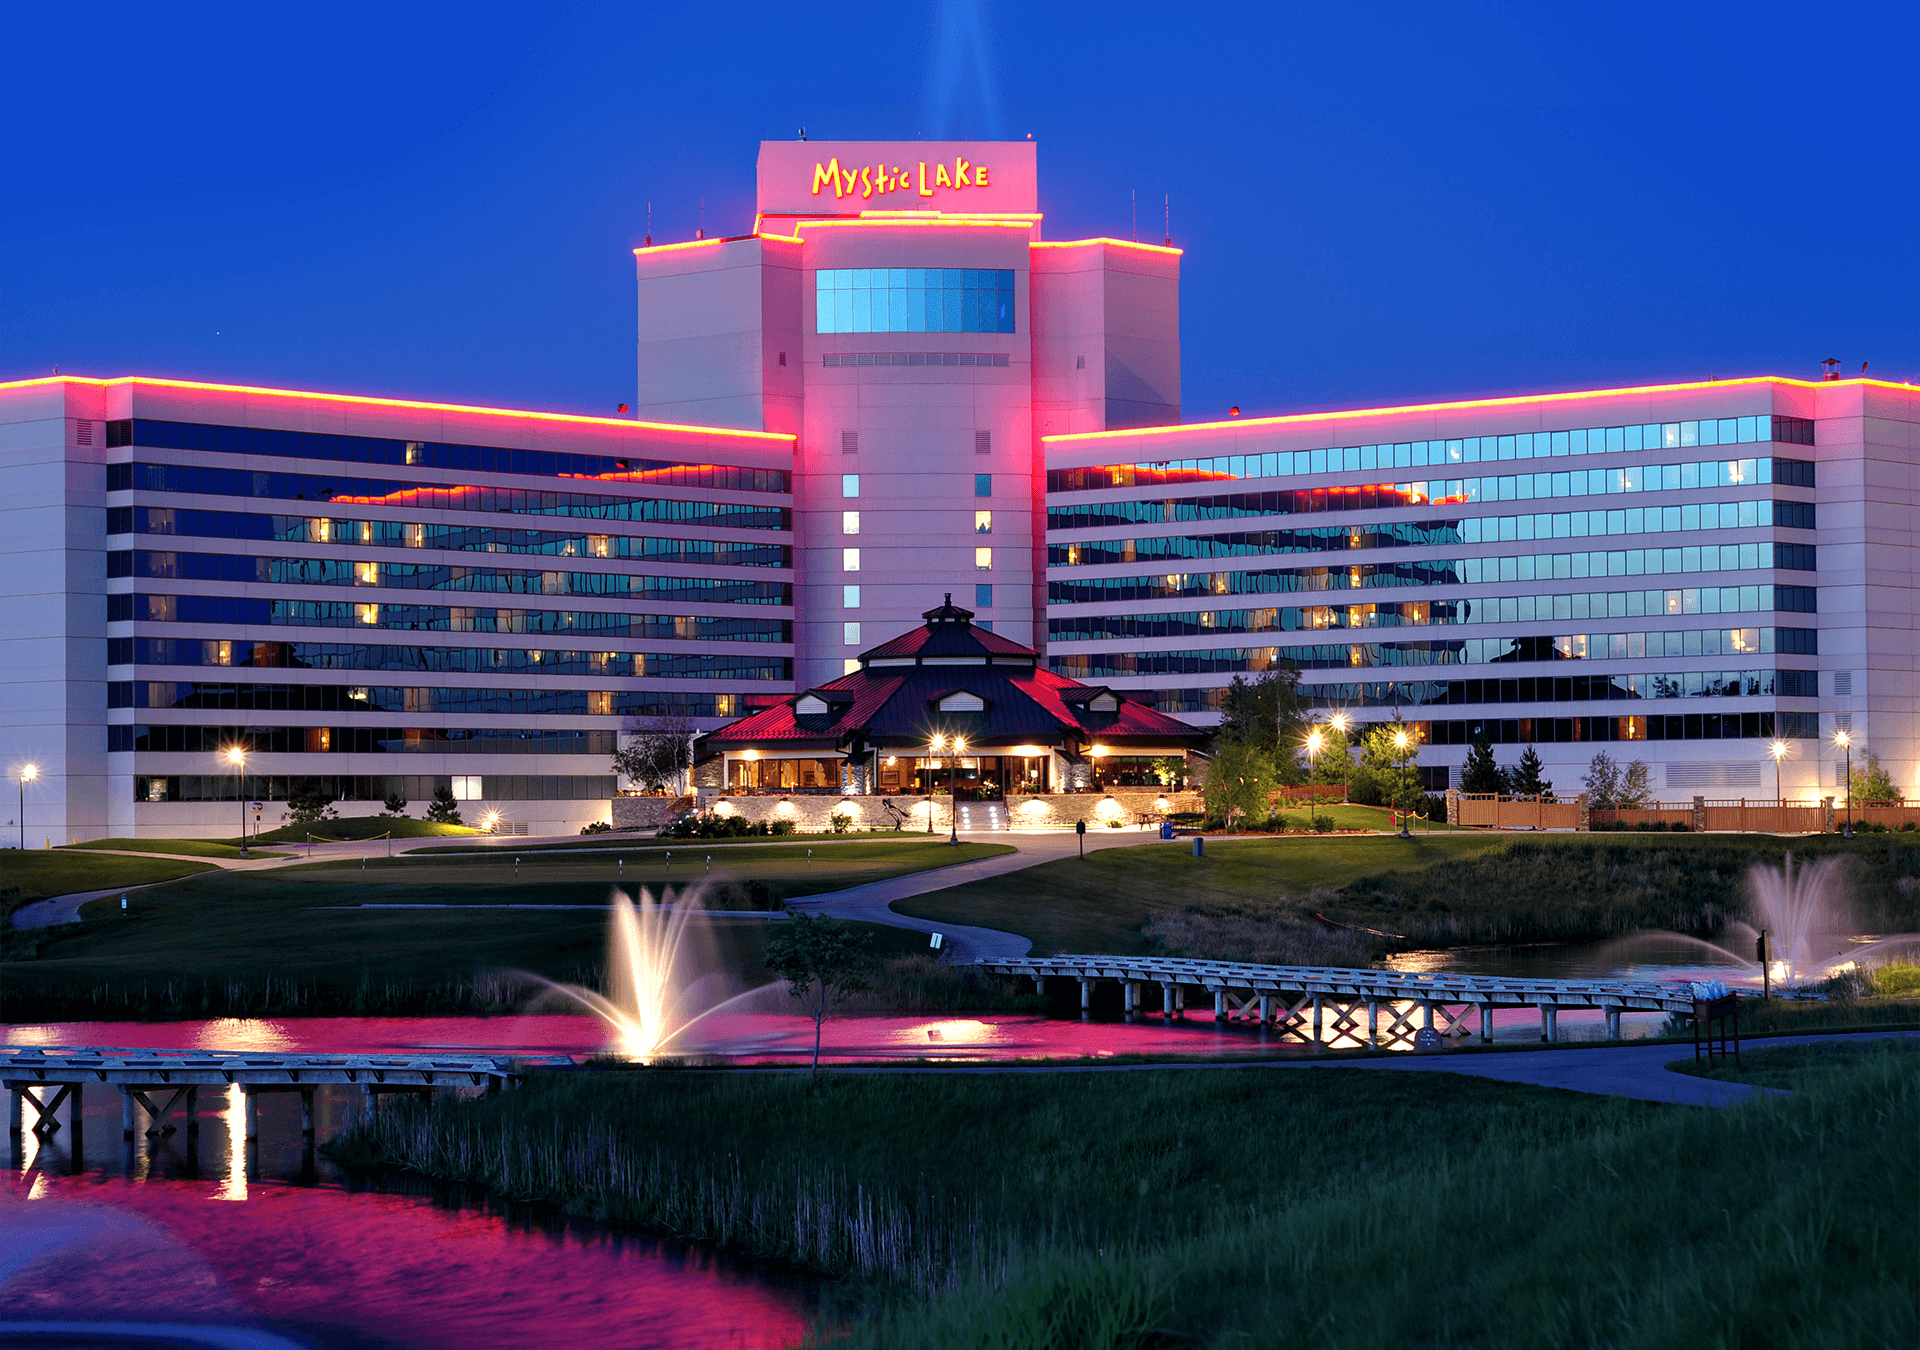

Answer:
[979,955,1701,1046]
[3,1046,560,1145]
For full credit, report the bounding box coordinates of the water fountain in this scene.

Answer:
[1747,851,1851,985]
[525,887,774,1059]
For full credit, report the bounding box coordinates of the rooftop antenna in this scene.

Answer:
[1164,194,1170,247]
[644,201,652,248]
[1131,189,1137,243]
[798,126,807,141]
[1821,357,1841,380]
[696,198,705,240]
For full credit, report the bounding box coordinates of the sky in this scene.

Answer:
[4,1,1916,422]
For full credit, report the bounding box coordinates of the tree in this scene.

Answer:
[1618,760,1654,808]
[1215,667,1306,781]
[1150,756,1186,789]
[425,786,463,825]
[1201,740,1279,831]
[613,714,698,795]
[380,790,409,818]
[1511,746,1553,801]
[1357,720,1421,813]
[763,913,877,1073]
[1303,732,1354,788]
[1849,752,1899,804]
[1462,736,1511,796]
[1581,751,1620,807]
[286,779,338,825]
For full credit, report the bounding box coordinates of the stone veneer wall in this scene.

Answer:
[677,787,1207,833]
[610,795,693,831]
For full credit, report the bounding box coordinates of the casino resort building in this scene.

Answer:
[3,139,1915,838]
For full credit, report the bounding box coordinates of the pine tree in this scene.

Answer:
[1512,745,1553,801]
[1461,736,1509,795]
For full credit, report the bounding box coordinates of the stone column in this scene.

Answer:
[1576,791,1590,832]
[1692,795,1706,832]
[1823,796,1836,833]
[1445,787,1460,826]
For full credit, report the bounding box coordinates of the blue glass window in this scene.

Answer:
[816,268,1016,334]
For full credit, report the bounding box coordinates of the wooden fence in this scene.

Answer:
[1700,799,1830,833]
[1451,793,1584,830]
[1589,806,1698,830]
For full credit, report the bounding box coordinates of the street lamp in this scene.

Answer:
[1392,727,1414,838]
[948,735,968,845]
[925,734,944,836]
[1768,739,1789,806]
[224,746,248,855]
[1835,728,1853,838]
[1304,727,1324,826]
[17,763,36,851]
[1329,713,1351,803]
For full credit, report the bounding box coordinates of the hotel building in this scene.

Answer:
[2,139,1914,838]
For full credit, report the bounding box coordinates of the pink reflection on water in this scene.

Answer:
[0,1174,813,1350]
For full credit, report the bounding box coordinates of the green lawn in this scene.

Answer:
[895,833,1505,954]
[0,849,220,908]
[332,1041,1919,1348]
[1,841,1009,1020]
[60,838,291,860]
[897,831,1920,957]
[409,829,937,856]
[238,817,480,845]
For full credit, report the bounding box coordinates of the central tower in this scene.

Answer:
[634,140,1180,688]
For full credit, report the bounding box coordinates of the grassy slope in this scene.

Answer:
[409,830,959,855]
[0,842,1007,1020]
[60,838,291,859]
[332,1043,1919,1348]
[241,817,479,845]
[0,850,219,907]
[897,832,1920,956]
[895,833,1504,954]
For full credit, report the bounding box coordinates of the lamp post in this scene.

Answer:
[1769,738,1788,807]
[1835,728,1853,838]
[1329,713,1351,803]
[224,746,248,855]
[1304,728,1324,826]
[1393,727,1414,838]
[17,763,36,851]
[948,736,967,845]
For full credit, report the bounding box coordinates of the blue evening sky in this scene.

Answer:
[4,2,1914,420]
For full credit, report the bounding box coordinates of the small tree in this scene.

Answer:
[613,714,698,795]
[1462,736,1511,796]
[1582,751,1620,808]
[380,790,409,818]
[1304,735,1355,788]
[763,913,877,1073]
[1618,760,1654,808]
[1215,667,1306,782]
[1511,745,1553,801]
[425,785,463,825]
[1358,721,1422,813]
[1201,740,1279,831]
[286,779,338,825]
[1849,751,1899,804]
[1150,756,1186,789]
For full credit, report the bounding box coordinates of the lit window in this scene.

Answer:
[354,561,379,586]
[307,518,330,543]
[974,473,991,498]
[843,548,860,572]
[588,691,613,715]
[842,474,860,498]
[404,523,425,548]
[451,775,483,801]
[974,510,992,533]
[815,268,1017,335]
[843,584,861,608]
[355,603,379,625]
[844,622,861,644]
[975,547,992,571]
[842,510,860,534]
[844,658,860,674]
[588,534,611,558]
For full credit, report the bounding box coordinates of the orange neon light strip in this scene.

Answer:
[0,375,795,442]
[632,236,734,257]
[1044,376,1903,443]
[1032,237,1183,256]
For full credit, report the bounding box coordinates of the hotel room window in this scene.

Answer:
[975,547,992,571]
[842,548,860,571]
[974,510,992,533]
[843,584,860,608]
[842,510,860,534]
[975,584,993,606]
[843,622,861,644]
[975,473,991,498]
[842,474,860,498]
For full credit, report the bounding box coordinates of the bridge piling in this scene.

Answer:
[1480,1006,1494,1043]
[1079,979,1092,1017]
[1312,996,1324,1044]
[1540,1005,1560,1042]
[1367,999,1379,1045]
[1604,1008,1621,1040]
[242,1087,260,1141]
[1214,990,1227,1022]
[1032,975,1045,997]
[1160,982,1174,1020]
[1258,994,1272,1024]
[122,1089,138,1140]
[300,1088,316,1137]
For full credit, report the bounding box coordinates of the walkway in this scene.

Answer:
[785,829,1172,960]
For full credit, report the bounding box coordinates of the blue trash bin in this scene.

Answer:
[1160,820,1174,840]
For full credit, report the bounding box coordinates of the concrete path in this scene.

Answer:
[786,829,1177,961]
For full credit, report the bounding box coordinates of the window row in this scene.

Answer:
[820,351,1011,368]
[1419,713,1820,745]
[815,268,1016,334]
[109,593,792,642]
[108,463,792,528]
[106,419,787,491]
[132,773,615,804]
[111,724,618,755]
[109,551,791,605]
[1045,416,1816,491]
[105,507,792,567]
[107,637,787,683]
[113,681,731,718]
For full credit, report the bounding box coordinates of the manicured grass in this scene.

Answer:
[332,1043,1918,1348]
[1671,1035,1915,1088]
[60,837,291,860]
[897,831,1920,957]
[896,833,1505,954]
[234,817,481,845]
[0,849,219,907]
[409,829,943,855]
[328,838,1011,887]
[0,842,1009,1020]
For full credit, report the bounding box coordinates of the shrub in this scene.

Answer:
[1312,813,1334,834]
[580,821,613,835]
[424,786,463,826]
